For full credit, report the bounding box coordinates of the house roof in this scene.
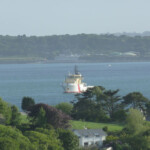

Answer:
[73,129,107,137]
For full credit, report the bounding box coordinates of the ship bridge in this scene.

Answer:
[65,74,83,84]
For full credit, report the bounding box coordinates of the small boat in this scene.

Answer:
[108,64,112,67]
[62,66,92,93]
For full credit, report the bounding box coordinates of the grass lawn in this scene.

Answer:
[19,113,124,132]
[70,120,124,132]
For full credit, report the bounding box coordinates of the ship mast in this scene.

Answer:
[74,65,80,75]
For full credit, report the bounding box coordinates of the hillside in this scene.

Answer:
[0,34,150,63]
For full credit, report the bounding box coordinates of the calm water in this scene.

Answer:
[0,62,150,109]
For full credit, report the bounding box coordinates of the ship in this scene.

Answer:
[62,66,93,93]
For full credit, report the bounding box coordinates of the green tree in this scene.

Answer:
[55,102,73,115]
[72,86,108,122]
[145,101,150,119]
[103,109,150,150]
[35,107,47,128]
[57,129,79,150]
[126,135,150,150]
[0,124,34,150]
[112,142,132,150]
[24,128,63,150]
[75,86,105,102]
[72,98,107,122]
[28,103,71,129]
[0,98,12,124]
[98,89,122,120]
[123,92,148,112]
[0,137,19,150]
[21,96,35,111]
[10,105,21,126]
[126,108,145,134]
[112,109,127,122]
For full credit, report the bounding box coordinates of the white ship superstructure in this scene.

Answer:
[62,66,89,93]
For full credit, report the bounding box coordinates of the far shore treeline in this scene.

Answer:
[0,34,150,63]
[1,86,150,149]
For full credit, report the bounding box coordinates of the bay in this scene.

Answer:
[0,62,150,110]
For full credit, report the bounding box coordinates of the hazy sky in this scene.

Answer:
[0,0,150,36]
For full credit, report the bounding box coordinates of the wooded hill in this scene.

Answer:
[0,34,150,63]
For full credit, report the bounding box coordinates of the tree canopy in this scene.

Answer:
[0,124,34,150]
[28,103,71,129]
[55,102,73,115]
[126,108,145,134]
[123,92,148,112]
[57,129,79,150]
[72,87,108,122]
[21,96,35,111]
[10,105,21,126]
[0,98,12,124]
[72,87,123,121]
[24,128,63,150]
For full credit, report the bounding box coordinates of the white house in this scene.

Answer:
[73,129,107,147]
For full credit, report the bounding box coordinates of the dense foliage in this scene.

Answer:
[21,96,35,111]
[1,83,150,149]
[0,125,34,150]
[123,92,148,113]
[104,109,150,150]
[28,103,71,129]
[0,98,79,150]
[10,105,21,126]
[72,86,127,122]
[57,129,79,150]
[55,102,73,115]
[24,128,64,150]
[0,98,12,124]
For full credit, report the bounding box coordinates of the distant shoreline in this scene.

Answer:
[0,59,150,64]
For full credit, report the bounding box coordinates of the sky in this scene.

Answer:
[0,0,150,36]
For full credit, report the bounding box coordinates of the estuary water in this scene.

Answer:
[0,62,150,109]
